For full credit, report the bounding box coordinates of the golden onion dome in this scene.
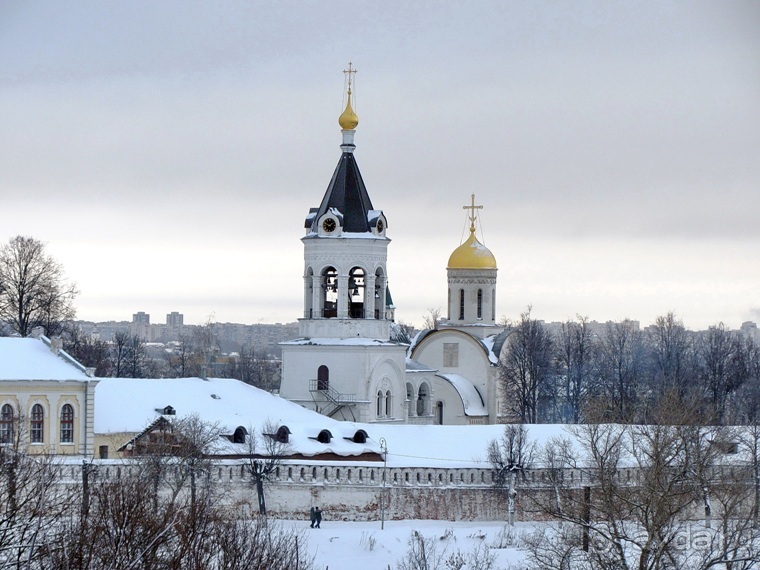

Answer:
[447,231,497,269]
[338,90,359,130]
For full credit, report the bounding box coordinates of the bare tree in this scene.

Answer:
[110,330,152,378]
[191,318,220,376]
[595,318,644,422]
[557,315,596,423]
[696,323,748,423]
[422,308,441,330]
[61,323,111,377]
[646,312,696,407]
[500,307,555,423]
[225,345,280,391]
[0,235,78,337]
[488,423,534,527]
[164,334,196,377]
[242,421,292,515]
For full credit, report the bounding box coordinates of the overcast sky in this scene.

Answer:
[1,1,758,330]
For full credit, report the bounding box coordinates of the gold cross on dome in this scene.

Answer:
[463,194,482,232]
[343,62,357,92]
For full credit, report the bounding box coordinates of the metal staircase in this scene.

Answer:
[309,379,356,420]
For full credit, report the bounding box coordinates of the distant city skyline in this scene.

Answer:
[1,1,758,331]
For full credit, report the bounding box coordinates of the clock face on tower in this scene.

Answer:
[322,218,336,233]
[376,219,384,233]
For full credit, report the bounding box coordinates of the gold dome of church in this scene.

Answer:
[339,62,359,130]
[447,230,497,270]
[338,90,359,130]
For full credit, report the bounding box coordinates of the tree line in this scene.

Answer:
[3,235,759,418]
[500,308,760,426]
[60,321,280,390]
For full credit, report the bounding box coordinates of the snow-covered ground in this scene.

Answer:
[297,518,529,569]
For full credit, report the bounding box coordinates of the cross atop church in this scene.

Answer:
[343,61,357,92]
[463,193,482,233]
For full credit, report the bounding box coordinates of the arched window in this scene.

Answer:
[30,404,44,444]
[459,289,465,320]
[317,365,329,391]
[376,390,383,417]
[0,404,14,444]
[477,289,483,319]
[417,383,430,417]
[436,401,444,425]
[385,390,392,417]
[60,404,74,443]
[492,289,496,321]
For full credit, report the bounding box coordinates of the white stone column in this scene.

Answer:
[337,275,350,318]
[365,274,376,319]
[311,275,321,318]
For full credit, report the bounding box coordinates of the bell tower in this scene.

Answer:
[299,62,390,340]
[280,65,407,423]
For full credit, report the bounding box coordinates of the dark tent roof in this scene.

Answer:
[307,152,374,233]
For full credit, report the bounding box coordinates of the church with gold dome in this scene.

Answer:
[279,67,509,426]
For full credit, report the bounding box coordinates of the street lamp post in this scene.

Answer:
[379,437,387,530]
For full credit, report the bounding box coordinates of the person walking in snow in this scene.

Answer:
[314,506,322,528]
[310,506,316,528]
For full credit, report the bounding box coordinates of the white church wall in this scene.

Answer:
[413,331,491,397]
[280,344,406,423]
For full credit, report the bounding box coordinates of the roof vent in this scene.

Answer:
[316,429,333,444]
[155,405,175,416]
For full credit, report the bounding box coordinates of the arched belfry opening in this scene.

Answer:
[348,267,365,318]
[322,266,338,318]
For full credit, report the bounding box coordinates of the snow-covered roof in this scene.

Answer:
[437,373,487,416]
[0,337,92,381]
[281,337,401,346]
[405,358,436,373]
[364,423,574,469]
[94,376,380,459]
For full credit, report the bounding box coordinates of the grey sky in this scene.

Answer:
[1,1,758,330]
